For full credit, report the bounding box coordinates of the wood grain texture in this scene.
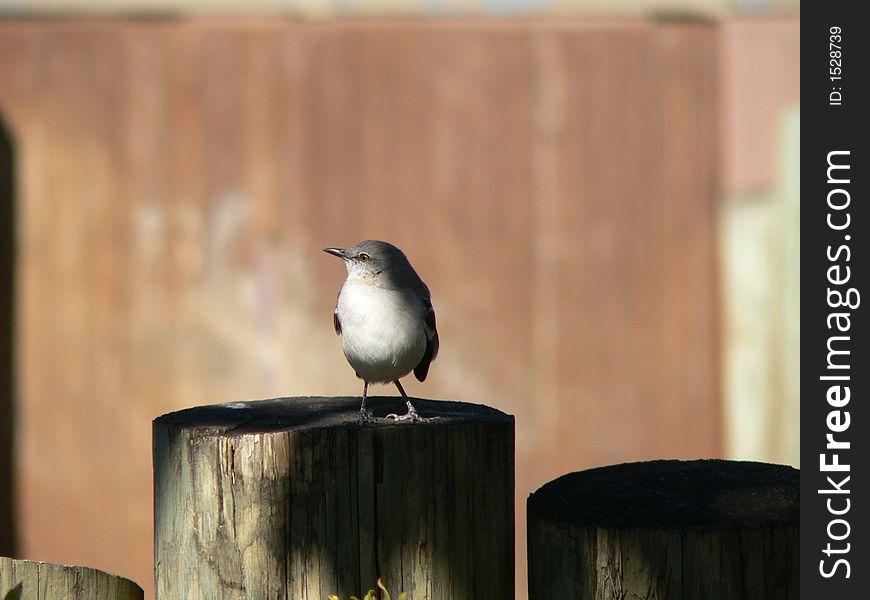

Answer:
[0,558,143,600]
[153,397,515,599]
[527,460,799,600]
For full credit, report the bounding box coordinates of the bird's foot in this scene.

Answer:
[386,401,422,422]
[357,409,376,425]
[385,411,422,422]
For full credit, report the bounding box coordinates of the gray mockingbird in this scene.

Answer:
[324,240,439,421]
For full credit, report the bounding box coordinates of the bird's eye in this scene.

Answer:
[359,253,370,261]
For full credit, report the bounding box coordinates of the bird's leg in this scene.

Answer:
[386,380,421,421]
[358,381,374,424]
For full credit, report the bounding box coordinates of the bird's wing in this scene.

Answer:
[333,310,342,335]
[414,301,439,382]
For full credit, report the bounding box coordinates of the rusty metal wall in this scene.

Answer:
[9,0,802,19]
[0,19,722,597]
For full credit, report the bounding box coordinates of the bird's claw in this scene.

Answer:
[385,409,422,422]
[357,409,375,425]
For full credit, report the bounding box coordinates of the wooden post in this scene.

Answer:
[527,460,798,600]
[0,557,143,599]
[153,397,514,599]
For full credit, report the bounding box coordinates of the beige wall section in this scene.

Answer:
[718,19,799,466]
[719,108,799,467]
[2,18,723,599]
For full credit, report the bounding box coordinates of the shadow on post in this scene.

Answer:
[527,459,799,600]
[0,115,17,557]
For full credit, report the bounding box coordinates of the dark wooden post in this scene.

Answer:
[0,557,143,599]
[153,397,515,599]
[527,460,798,600]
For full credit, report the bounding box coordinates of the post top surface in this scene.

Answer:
[0,556,144,593]
[528,459,799,530]
[154,396,513,436]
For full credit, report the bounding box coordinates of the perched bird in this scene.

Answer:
[324,240,439,421]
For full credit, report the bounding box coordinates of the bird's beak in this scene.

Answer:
[323,247,347,259]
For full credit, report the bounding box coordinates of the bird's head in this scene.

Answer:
[323,240,409,281]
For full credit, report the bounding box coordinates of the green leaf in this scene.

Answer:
[377,578,391,600]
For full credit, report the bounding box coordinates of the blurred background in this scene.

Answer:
[1,0,798,598]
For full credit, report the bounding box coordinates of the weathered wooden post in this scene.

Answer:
[0,557,143,599]
[527,460,798,599]
[153,396,514,599]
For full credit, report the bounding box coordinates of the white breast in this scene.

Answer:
[336,279,427,383]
